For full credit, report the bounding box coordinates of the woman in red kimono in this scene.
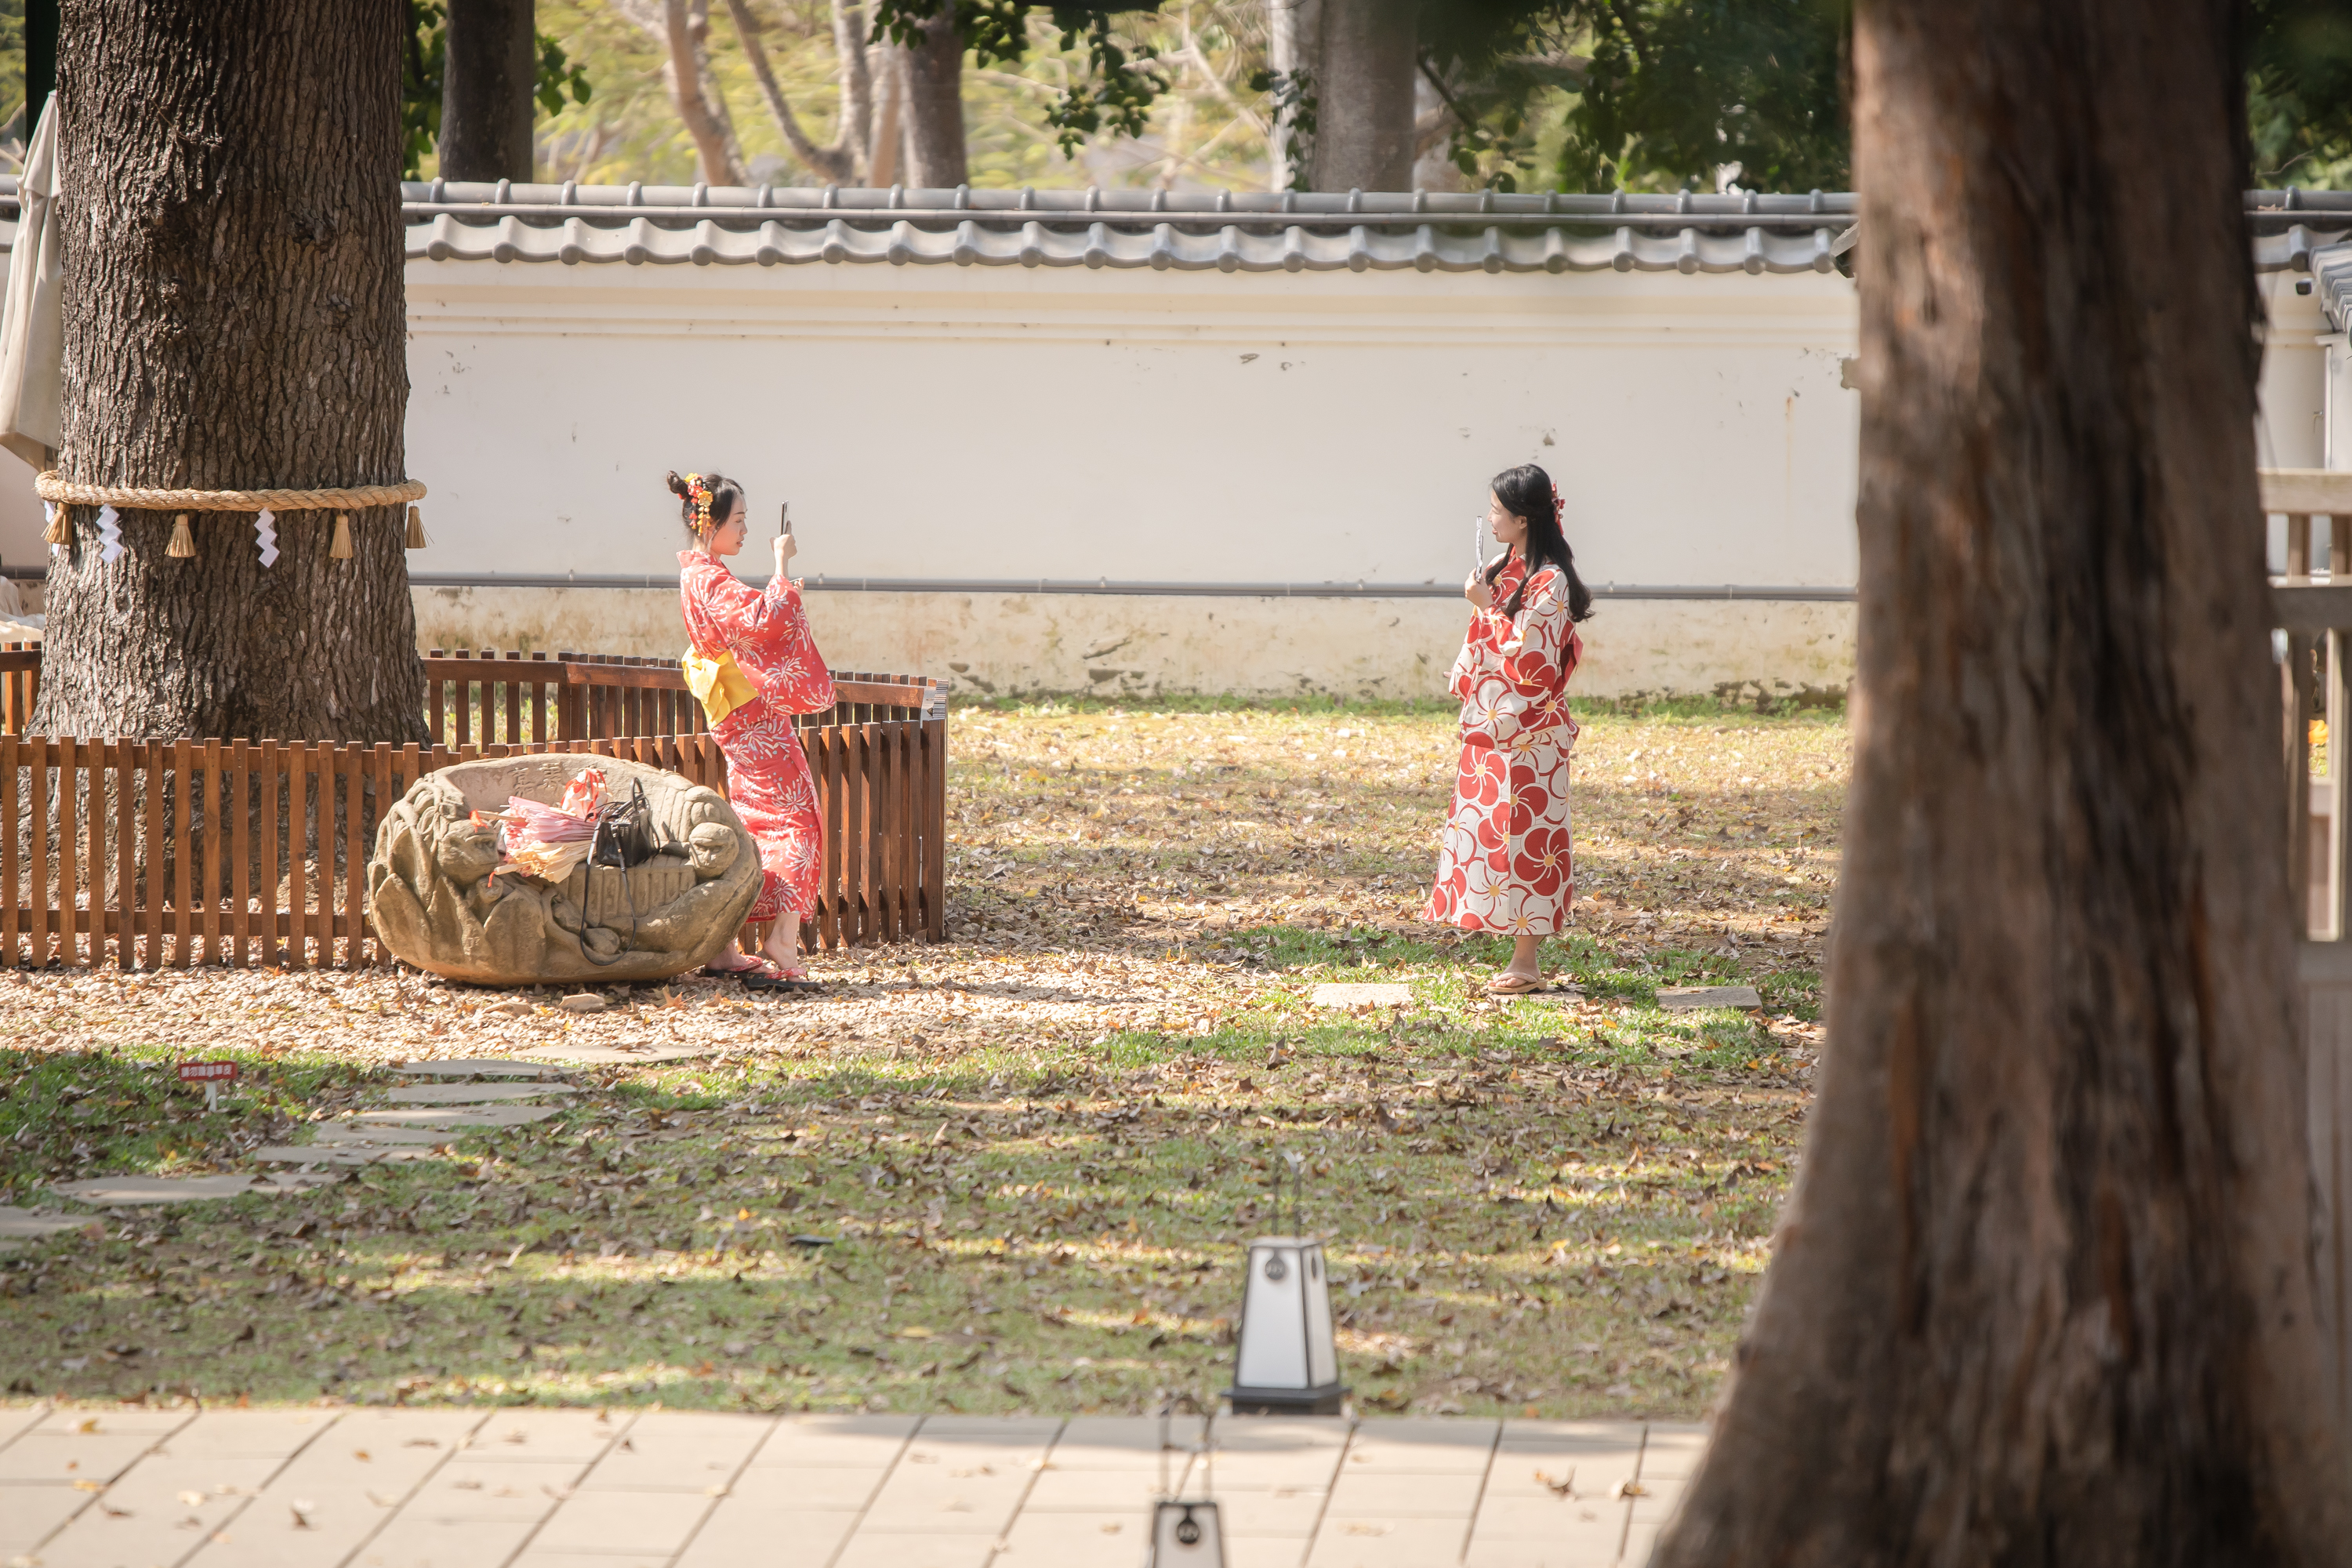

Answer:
[1424,463,1595,993]
[673,470,836,988]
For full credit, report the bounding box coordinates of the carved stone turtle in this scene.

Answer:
[368,754,760,985]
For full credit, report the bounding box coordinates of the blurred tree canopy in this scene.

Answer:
[869,2,1169,156]
[0,0,2331,190]
[401,0,593,179]
[2248,0,2352,187]
[1423,0,2352,194]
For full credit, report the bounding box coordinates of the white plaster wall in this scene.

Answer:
[10,249,2335,698]
[399,255,1865,591]
[411,580,1854,702]
[2262,272,2331,470]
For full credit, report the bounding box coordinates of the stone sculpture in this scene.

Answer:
[368,755,761,985]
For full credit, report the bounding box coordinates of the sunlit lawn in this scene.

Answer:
[0,694,1846,1420]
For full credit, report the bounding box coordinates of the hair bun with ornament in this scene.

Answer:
[666,469,739,541]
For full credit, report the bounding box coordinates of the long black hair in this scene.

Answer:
[1483,463,1595,623]
[666,470,745,542]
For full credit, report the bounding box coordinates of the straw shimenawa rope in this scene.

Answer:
[33,472,426,510]
[33,471,430,557]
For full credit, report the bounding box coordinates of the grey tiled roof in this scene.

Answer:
[398,180,1863,274]
[397,182,2349,277]
[0,179,2340,277]
[2313,239,2352,333]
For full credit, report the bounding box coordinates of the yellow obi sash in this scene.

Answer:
[681,648,757,726]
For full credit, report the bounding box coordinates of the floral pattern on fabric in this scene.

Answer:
[680,551,837,920]
[1424,554,1584,936]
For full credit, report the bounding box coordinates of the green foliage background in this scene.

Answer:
[0,0,2340,192]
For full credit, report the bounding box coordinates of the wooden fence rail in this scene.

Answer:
[1,650,947,967]
[2266,466,2352,1460]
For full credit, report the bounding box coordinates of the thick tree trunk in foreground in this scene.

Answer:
[1650,3,2351,1564]
[36,0,423,743]
[901,7,966,188]
[441,0,537,183]
[1308,0,1412,191]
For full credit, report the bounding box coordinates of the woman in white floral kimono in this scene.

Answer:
[1424,463,1595,993]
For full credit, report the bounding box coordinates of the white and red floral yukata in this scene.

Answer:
[1424,551,1584,935]
[678,551,837,923]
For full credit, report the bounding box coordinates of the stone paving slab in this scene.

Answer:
[0,1407,1708,1568]
[508,1044,715,1067]
[392,1061,567,1079]
[460,1410,636,1465]
[0,1404,50,1451]
[345,1106,562,1130]
[1653,985,1762,1011]
[0,1483,97,1561]
[571,1410,765,1494]
[672,1500,866,1568]
[49,1174,336,1206]
[0,1207,91,1240]
[355,1517,543,1568]
[383,1084,579,1106]
[252,1146,442,1167]
[314,1125,465,1148]
[1312,983,1414,1009]
[34,1416,321,1568]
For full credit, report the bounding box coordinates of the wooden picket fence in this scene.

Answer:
[0,644,946,967]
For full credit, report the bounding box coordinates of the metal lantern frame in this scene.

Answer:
[1225,1156,1348,1416]
[1143,1400,1227,1568]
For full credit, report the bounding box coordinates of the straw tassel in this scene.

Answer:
[405,503,429,549]
[42,501,65,544]
[166,511,194,558]
[329,511,353,560]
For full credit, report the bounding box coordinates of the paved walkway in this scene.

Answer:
[0,1405,1701,1568]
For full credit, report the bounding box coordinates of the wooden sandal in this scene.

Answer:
[742,961,822,993]
[1484,973,1548,996]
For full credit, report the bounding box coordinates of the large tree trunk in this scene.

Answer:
[35,0,424,745]
[900,5,965,188]
[866,42,906,186]
[831,0,875,178]
[440,0,536,183]
[1649,2,2352,1563]
[1265,0,1319,191]
[1308,0,1411,191]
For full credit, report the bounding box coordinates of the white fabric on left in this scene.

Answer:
[0,99,64,469]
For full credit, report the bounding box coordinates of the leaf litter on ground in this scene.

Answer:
[0,694,1843,1421]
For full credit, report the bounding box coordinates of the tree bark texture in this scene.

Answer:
[1265,0,1319,191]
[37,0,425,745]
[1308,0,1411,191]
[1649,3,2351,1564]
[831,0,875,176]
[900,6,965,188]
[440,0,537,183]
[659,0,751,186]
[723,0,858,184]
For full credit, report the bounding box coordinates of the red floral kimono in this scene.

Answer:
[679,551,837,922]
[1425,552,1584,935]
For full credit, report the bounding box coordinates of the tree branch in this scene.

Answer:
[720,0,857,183]
[655,0,752,185]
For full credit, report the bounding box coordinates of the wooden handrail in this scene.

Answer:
[2264,470,2352,514]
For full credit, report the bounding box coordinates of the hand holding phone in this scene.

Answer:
[772,504,797,570]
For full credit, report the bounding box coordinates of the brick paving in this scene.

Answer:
[0,1406,1701,1568]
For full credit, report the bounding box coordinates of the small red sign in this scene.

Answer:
[177,1062,238,1083]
